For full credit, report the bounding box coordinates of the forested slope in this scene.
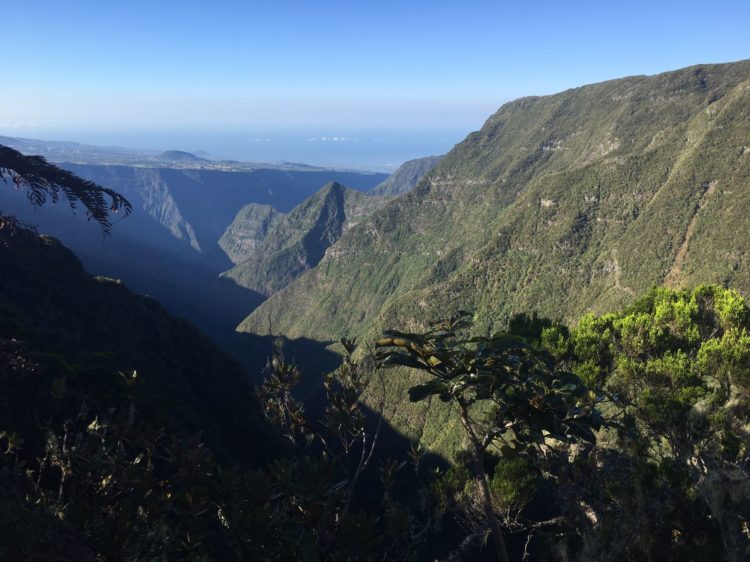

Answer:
[240,61,750,342]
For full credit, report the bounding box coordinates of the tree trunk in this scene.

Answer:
[458,404,509,562]
[697,469,750,562]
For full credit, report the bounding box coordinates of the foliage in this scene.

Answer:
[0,144,132,234]
[555,285,750,561]
[376,312,603,561]
[239,59,750,457]
[254,337,431,561]
[376,312,602,459]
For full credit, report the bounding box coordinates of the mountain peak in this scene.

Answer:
[221,181,389,296]
[321,180,345,193]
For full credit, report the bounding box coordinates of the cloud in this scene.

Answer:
[0,122,41,129]
[309,136,354,142]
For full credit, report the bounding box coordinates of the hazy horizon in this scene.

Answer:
[1,127,473,172]
[5,0,750,170]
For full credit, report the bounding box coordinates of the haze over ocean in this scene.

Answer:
[12,127,469,172]
[6,1,749,171]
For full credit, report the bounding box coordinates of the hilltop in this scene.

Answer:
[158,149,206,162]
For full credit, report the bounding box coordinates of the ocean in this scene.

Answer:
[9,128,475,172]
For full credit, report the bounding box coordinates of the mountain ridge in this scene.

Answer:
[233,59,750,455]
[369,155,444,196]
[222,181,390,296]
[238,59,750,343]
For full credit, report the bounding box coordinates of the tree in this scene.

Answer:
[564,285,750,561]
[255,338,430,560]
[0,144,131,234]
[376,312,602,562]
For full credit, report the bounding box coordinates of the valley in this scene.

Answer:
[0,142,392,374]
[3,58,750,561]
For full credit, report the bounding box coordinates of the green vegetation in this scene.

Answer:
[369,285,750,560]
[1,220,748,559]
[556,285,750,561]
[376,313,602,562]
[237,60,750,459]
[223,182,389,296]
[369,155,443,197]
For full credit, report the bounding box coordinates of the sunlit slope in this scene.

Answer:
[239,61,750,342]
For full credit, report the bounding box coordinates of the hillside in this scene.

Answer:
[240,60,750,341]
[218,203,284,264]
[236,60,750,452]
[222,182,389,296]
[0,220,276,465]
[158,149,205,162]
[0,159,386,349]
[369,155,444,196]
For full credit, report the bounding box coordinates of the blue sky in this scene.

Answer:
[2,1,749,166]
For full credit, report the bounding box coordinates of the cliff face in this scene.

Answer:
[219,204,283,265]
[222,182,389,296]
[60,163,387,258]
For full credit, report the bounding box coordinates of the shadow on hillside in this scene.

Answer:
[346,401,450,519]
[222,331,342,387]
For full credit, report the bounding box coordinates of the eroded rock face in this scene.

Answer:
[219,204,283,264]
[222,182,389,297]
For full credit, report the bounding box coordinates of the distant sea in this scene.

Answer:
[7,128,476,172]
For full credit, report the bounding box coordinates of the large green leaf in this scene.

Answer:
[408,380,449,402]
[380,352,428,370]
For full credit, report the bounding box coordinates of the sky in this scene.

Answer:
[2,0,750,168]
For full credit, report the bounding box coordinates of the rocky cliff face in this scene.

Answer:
[60,163,387,259]
[222,182,389,296]
[219,204,283,265]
